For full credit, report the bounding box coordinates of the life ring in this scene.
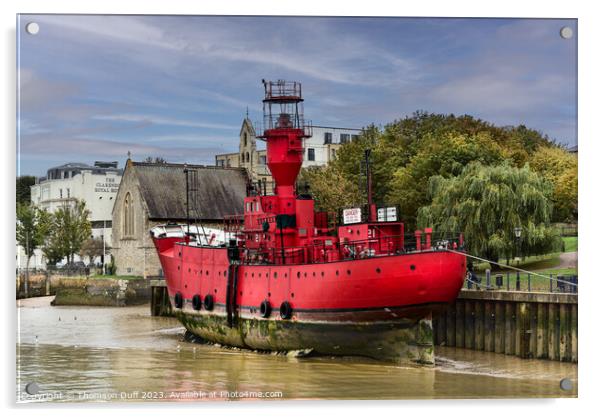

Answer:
[260,300,271,318]
[279,301,293,320]
[192,294,202,310]
[204,294,214,311]
[174,292,183,309]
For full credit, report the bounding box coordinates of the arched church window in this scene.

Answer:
[123,192,134,237]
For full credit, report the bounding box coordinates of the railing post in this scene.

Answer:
[414,230,422,251]
[527,273,531,292]
[516,271,521,291]
[486,269,491,289]
[424,228,432,250]
[549,274,553,292]
[506,272,510,291]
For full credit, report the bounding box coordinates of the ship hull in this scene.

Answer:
[153,236,465,363]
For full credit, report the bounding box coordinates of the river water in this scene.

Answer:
[16,296,577,402]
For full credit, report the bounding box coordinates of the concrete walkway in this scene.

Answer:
[558,252,577,269]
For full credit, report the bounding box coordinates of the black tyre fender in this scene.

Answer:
[260,300,272,318]
[174,292,183,309]
[204,294,214,311]
[192,294,202,311]
[279,301,293,320]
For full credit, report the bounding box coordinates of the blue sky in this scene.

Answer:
[17,15,577,176]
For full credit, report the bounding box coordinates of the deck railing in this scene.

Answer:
[234,233,464,266]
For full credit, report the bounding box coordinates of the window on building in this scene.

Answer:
[351,134,359,141]
[59,189,63,199]
[324,132,332,144]
[259,155,266,165]
[340,134,350,144]
[123,192,134,237]
[307,148,315,161]
[331,149,337,159]
[246,152,250,164]
[67,188,70,198]
[244,132,248,147]
[241,153,245,163]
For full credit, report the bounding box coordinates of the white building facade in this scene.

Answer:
[302,126,362,167]
[22,161,123,269]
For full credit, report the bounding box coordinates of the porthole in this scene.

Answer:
[224,271,227,276]
[321,271,324,277]
[336,270,339,276]
[259,273,262,278]
[274,272,278,278]
[285,273,288,278]
[214,289,217,293]
[291,293,295,298]
[252,273,254,278]
[304,272,307,277]
[376,268,381,274]
[245,272,248,277]
[297,271,301,278]
[218,271,221,276]
[410,265,416,271]
[347,269,351,275]
[268,292,271,297]
[313,272,316,277]
[206,270,209,275]
[188,268,191,273]
[177,266,180,270]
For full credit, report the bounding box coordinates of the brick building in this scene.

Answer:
[111,160,248,277]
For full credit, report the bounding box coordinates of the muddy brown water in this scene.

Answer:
[16,296,577,402]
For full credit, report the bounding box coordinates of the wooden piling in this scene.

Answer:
[446,302,456,347]
[571,304,577,362]
[465,301,475,349]
[455,300,465,348]
[494,302,505,353]
[504,302,516,355]
[548,303,559,361]
[484,301,494,352]
[475,301,485,351]
[559,304,569,361]
[536,303,547,358]
[435,290,576,362]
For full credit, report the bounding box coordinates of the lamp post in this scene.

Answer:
[514,226,522,290]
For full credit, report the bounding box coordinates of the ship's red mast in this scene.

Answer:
[259,80,309,204]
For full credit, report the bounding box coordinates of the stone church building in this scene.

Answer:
[111,160,249,277]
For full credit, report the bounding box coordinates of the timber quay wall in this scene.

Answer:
[433,289,577,362]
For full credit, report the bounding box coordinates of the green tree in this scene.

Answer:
[16,203,51,293]
[529,146,578,222]
[47,200,92,265]
[303,112,558,229]
[298,165,357,213]
[387,131,505,227]
[80,237,110,263]
[16,176,36,205]
[417,162,561,266]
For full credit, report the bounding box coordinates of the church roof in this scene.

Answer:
[130,162,249,221]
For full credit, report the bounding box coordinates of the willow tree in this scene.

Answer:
[417,162,560,266]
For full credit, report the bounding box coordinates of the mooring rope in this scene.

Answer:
[445,248,578,287]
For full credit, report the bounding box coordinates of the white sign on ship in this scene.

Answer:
[343,208,362,224]
[377,207,397,222]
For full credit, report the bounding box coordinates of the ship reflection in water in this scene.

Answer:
[17,297,577,402]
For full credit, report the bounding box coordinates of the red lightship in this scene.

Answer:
[151,80,466,363]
